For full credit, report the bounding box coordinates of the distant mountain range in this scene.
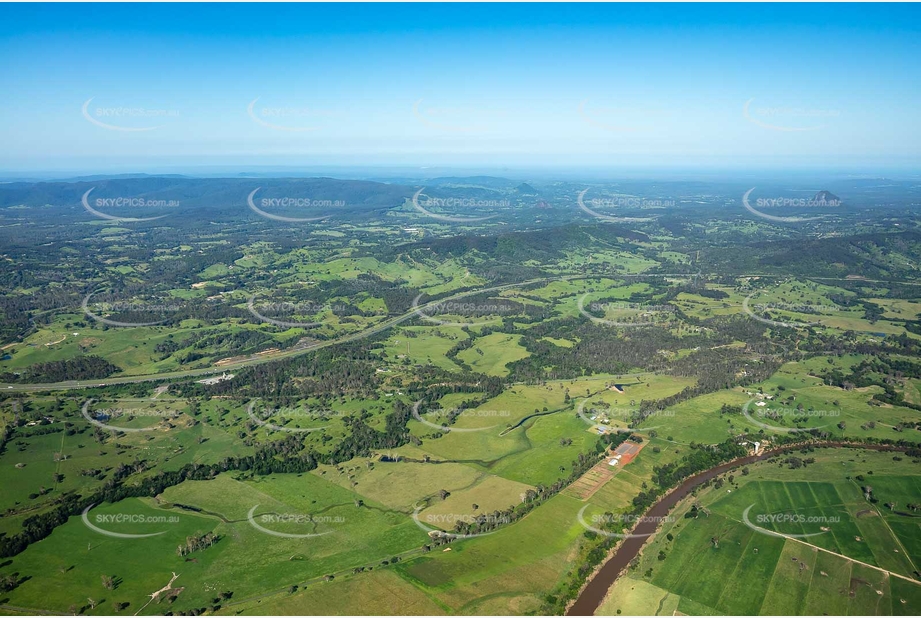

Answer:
[0,177,415,213]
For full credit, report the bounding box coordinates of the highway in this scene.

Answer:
[0,274,591,392]
[6,270,889,393]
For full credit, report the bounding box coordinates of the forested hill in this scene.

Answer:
[700,231,921,280]
[0,177,415,214]
[392,224,650,261]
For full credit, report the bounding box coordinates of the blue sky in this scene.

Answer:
[1,3,919,173]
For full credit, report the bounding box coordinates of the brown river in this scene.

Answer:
[566,442,906,616]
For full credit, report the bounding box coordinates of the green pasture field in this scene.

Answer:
[596,576,681,616]
[0,397,249,514]
[487,412,602,486]
[313,458,494,511]
[671,279,920,341]
[381,326,466,371]
[0,472,429,615]
[541,336,577,348]
[869,298,921,320]
[750,359,921,441]
[455,333,530,377]
[615,448,921,616]
[409,382,569,440]
[560,249,660,274]
[217,568,448,616]
[394,493,590,614]
[0,313,318,378]
[418,474,535,530]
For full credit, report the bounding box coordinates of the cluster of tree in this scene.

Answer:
[0,571,27,592]
[0,285,81,344]
[176,532,220,556]
[175,338,382,400]
[819,355,921,414]
[700,231,921,280]
[0,355,121,383]
[508,318,697,382]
